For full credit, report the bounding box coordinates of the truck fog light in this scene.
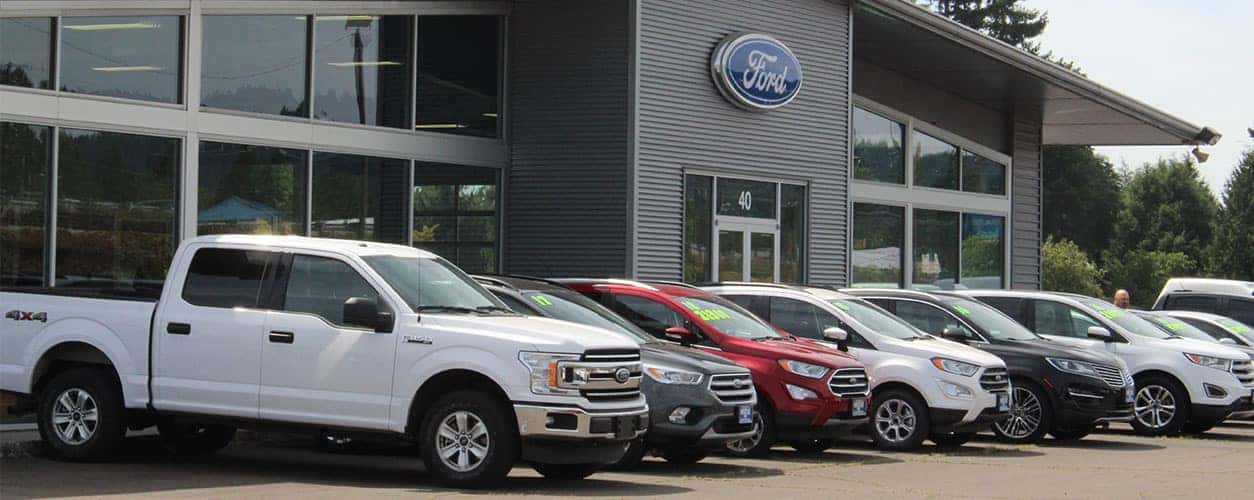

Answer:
[786,384,819,400]
[669,407,691,424]
[936,380,973,400]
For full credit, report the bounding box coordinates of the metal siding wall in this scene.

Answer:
[507,0,633,276]
[635,0,852,284]
[1011,116,1043,289]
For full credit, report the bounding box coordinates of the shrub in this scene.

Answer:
[1041,237,1103,297]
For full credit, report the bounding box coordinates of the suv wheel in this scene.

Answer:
[608,438,647,469]
[993,383,1051,444]
[870,389,929,451]
[724,408,774,457]
[1130,375,1189,436]
[419,390,517,488]
[37,367,127,461]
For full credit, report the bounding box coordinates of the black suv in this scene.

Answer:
[846,289,1134,443]
[474,275,757,467]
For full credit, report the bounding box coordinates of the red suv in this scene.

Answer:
[558,279,869,456]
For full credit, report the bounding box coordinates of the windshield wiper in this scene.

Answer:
[475,305,517,314]
[416,305,479,314]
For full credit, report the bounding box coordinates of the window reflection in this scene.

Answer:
[311,152,408,243]
[198,142,307,235]
[413,164,499,273]
[201,16,309,116]
[415,16,501,137]
[684,174,713,283]
[852,203,904,288]
[853,107,904,184]
[780,184,805,283]
[962,151,1006,195]
[55,129,179,296]
[313,15,411,128]
[912,208,958,290]
[0,18,54,89]
[0,122,52,286]
[60,16,182,103]
[961,213,1004,289]
[913,131,958,190]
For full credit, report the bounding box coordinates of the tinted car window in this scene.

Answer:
[284,255,380,327]
[894,300,977,339]
[182,248,274,308]
[1076,298,1170,339]
[1032,300,1095,338]
[769,297,835,339]
[492,291,538,315]
[1135,313,1215,342]
[675,296,781,339]
[939,297,1037,341]
[977,297,1022,319]
[612,294,684,338]
[1227,299,1254,326]
[830,298,926,340]
[524,291,654,343]
[1166,295,1218,313]
[1177,317,1240,343]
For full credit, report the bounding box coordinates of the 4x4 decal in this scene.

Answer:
[5,310,47,322]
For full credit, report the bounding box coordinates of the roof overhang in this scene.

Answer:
[855,0,1220,147]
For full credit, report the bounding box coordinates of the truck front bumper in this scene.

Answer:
[513,403,649,465]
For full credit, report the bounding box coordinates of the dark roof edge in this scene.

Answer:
[861,0,1220,146]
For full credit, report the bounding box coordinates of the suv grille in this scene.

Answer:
[980,368,1010,392]
[577,349,643,402]
[709,373,754,403]
[1233,360,1254,386]
[1092,362,1128,388]
[828,368,868,397]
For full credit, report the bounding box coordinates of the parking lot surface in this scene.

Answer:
[4,422,1254,499]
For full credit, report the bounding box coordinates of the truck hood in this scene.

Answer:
[721,335,863,370]
[419,314,640,354]
[879,336,1005,368]
[641,342,750,375]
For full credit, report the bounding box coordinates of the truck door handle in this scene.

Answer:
[268,331,295,344]
[166,322,191,335]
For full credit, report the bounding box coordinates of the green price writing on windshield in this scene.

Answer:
[530,295,553,307]
[832,302,851,311]
[1097,308,1123,319]
[680,299,732,322]
[1220,320,1251,334]
[1154,318,1184,331]
[953,305,972,316]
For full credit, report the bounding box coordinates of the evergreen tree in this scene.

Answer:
[1208,144,1254,279]
[1110,157,1218,261]
[926,0,1048,50]
[1043,145,1122,261]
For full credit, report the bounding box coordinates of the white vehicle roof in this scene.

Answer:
[1159,309,1238,323]
[184,235,436,259]
[1158,278,1254,300]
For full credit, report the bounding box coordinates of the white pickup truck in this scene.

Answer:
[0,235,648,488]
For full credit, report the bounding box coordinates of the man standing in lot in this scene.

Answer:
[1113,289,1131,309]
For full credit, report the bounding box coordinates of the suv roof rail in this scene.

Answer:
[696,281,797,290]
[474,273,569,290]
[641,280,701,290]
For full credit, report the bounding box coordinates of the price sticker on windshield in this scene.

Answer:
[1097,308,1124,319]
[953,305,972,316]
[680,299,732,322]
[530,294,554,307]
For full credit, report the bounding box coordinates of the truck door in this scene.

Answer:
[260,252,398,429]
[152,246,276,418]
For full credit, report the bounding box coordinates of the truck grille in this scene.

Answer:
[828,368,868,397]
[1233,360,1254,386]
[708,373,754,403]
[577,349,642,402]
[980,368,1010,392]
[1091,362,1128,388]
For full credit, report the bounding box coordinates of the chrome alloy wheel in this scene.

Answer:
[1134,385,1176,429]
[436,411,490,472]
[874,398,917,442]
[725,413,764,453]
[995,386,1042,439]
[51,388,99,445]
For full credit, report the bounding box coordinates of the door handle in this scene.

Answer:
[166,322,191,335]
[268,331,295,344]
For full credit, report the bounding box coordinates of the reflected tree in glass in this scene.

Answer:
[59,16,181,103]
[201,15,309,117]
[961,213,1005,289]
[912,208,958,290]
[0,18,54,89]
[0,122,51,286]
[852,203,904,288]
[198,142,306,235]
[313,15,411,128]
[684,175,713,283]
[913,131,959,190]
[853,107,905,184]
[412,164,498,273]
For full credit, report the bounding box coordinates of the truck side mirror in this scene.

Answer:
[344,297,392,333]
[823,327,849,352]
[664,326,694,346]
[1087,326,1113,341]
[941,327,967,343]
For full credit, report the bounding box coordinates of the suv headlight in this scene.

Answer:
[1184,353,1235,372]
[644,364,704,385]
[518,352,581,396]
[1046,357,1101,377]
[777,359,830,379]
[931,357,979,377]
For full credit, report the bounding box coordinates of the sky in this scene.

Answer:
[1032,0,1253,198]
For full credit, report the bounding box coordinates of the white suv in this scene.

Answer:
[704,284,1009,450]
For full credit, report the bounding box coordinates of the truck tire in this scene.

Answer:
[659,447,708,464]
[418,390,518,488]
[992,381,1052,444]
[788,438,835,453]
[869,388,929,451]
[1130,374,1189,436]
[531,462,600,480]
[724,408,775,457]
[37,367,127,461]
[608,438,647,469]
[930,431,975,447]
[157,420,236,455]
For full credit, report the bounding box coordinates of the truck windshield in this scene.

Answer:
[1134,312,1217,343]
[1077,298,1171,339]
[363,255,506,312]
[827,299,926,340]
[522,290,655,344]
[675,296,782,340]
[939,297,1039,341]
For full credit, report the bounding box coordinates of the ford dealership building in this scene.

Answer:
[0,0,1217,295]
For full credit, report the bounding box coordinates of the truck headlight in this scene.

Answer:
[518,352,581,396]
[1184,353,1234,372]
[644,364,703,385]
[1046,357,1101,377]
[778,359,830,379]
[931,357,979,377]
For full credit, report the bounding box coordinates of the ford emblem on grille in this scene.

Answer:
[614,368,631,384]
[734,379,746,389]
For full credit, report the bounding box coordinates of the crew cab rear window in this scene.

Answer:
[181,248,275,308]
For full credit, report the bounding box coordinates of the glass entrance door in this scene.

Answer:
[715,219,778,282]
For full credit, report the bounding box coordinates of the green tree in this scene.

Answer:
[1042,145,1122,261]
[1110,157,1218,260]
[925,0,1048,51]
[1105,250,1195,309]
[1041,237,1102,297]
[1208,145,1254,279]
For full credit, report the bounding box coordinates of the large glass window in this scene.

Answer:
[913,131,959,190]
[780,184,805,283]
[1,17,54,89]
[852,107,904,184]
[415,16,501,137]
[962,151,1006,195]
[912,209,958,290]
[0,122,52,286]
[716,178,775,219]
[684,174,713,283]
[852,203,904,288]
[55,129,179,296]
[60,16,182,103]
[311,152,408,243]
[412,164,499,273]
[313,15,411,128]
[201,15,309,117]
[961,213,1005,289]
[198,142,307,236]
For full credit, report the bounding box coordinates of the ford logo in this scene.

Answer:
[710,33,803,111]
[614,368,631,384]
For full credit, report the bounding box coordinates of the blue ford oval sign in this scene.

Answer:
[710,33,803,111]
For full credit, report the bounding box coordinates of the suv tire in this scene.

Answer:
[724,406,775,457]
[1130,374,1189,436]
[418,390,518,488]
[608,438,647,469]
[993,381,1052,444]
[870,388,929,451]
[37,367,127,461]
